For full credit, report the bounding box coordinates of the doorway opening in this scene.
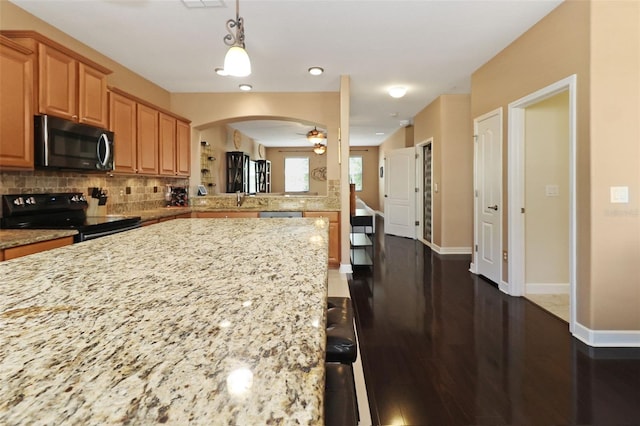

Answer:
[416,138,434,248]
[508,75,577,332]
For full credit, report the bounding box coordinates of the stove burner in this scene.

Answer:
[1,193,142,242]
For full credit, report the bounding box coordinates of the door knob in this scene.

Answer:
[488,205,498,211]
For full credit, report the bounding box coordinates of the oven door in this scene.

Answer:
[35,115,114,171]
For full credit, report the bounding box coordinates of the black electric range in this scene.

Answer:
[1,193,142,243]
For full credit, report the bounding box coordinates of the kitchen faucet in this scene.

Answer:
[236,191,245,207]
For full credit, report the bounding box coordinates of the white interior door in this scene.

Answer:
[475,110,502,284]
[384,147,416,238]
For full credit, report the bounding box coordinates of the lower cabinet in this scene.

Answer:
[303,211,340,268]
[1,236,74,261]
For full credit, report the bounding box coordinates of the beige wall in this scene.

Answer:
[378,127,411,212]
[349,146,379,210]
[524,92,570,285]
[170,92,341,196]
[267,147,327,195]
[414,94,473,250]
[0,1,170,108]
[472,0,640,331]
[471,0,591,320]
[589,0,640,329]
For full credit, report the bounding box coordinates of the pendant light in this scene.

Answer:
[306,127,326,145]
[223,0,251,77]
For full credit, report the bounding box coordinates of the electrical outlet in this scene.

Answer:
[125,187,131,195]
[153,186,158,193]
[503,251,508,261]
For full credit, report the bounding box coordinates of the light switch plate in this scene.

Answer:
[545,184,559,197]
[610,186,629,203]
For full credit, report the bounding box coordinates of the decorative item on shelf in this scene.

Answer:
[201,168,210,174]
[207,156,216,161]
[170,187,189,207]
[311,166,327,181]
[200,140,209,146]
[233,129,242,149]
[222,0,251,77]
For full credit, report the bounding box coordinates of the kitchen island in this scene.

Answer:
[0,218,329,424]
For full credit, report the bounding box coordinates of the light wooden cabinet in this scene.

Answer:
[0,36,33,170]
[159,113,176,176]
[1,31,111,129]
[137,103,159,175]
[176,120,191,176]
[78,62,108,128]
[303,211,340,268]
[195,211,259,219]
[109,92,137,173]
[109,87,191,177]
[38,43,76,121]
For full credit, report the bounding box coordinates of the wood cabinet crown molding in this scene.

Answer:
[108,86,191,124]
[0,35,33,55]
[0,30,112,75]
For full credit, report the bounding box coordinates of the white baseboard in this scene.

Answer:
[469,262,477,273]
[430,244,472,255]
[339,263,353,274]
[573,322,640,347]
[526,283,570,294]
[499,280,510,294]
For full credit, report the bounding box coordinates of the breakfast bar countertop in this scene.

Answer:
[0,229,78,250]
[0,218,329,425]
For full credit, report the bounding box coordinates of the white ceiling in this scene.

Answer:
[10,0,562,147]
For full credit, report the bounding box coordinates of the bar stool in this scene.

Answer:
[326,297,357,364]
[324,362,358,426]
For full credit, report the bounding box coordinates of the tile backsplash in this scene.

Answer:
[0,170,189,216]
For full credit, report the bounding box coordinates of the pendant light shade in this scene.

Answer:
[224,46,251,77]
[222,0,251,77]
[313,143,326,155]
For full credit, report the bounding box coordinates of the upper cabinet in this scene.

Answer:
[1,31,111,129]
[0,36,34,170]
[109,92,137,174]
[109,87,191,177]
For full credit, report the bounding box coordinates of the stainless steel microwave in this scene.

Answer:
[34,115,114,171]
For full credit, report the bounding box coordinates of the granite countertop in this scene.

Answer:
[0,229,78,250]
[0,218,329,424]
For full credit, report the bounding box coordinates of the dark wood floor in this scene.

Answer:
[348,215,640,426]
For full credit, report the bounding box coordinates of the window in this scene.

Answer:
[284,157,309,192]
[349,156,363,191]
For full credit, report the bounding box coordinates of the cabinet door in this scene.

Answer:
[38,44,76,120]
[0,40,33,169]
[136,104,159,175]
[328,221,340,267]
[109,92,137,173]
[158,113,176,176]
[303,211,340,268]
[78,62,108,128]
[176,120,191,176]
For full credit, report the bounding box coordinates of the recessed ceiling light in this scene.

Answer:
[215,67,228,76]
[239,84,252,91]
[376,132,385,136]
[308,67,324,76]
[388,86,407,98]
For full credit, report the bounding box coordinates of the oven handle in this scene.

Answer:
[97,133,111,169]
[79,223,141,242]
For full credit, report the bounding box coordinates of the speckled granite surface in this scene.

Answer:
[0,229,78,250]
[191,194,341,212]
[0,218,329,425]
